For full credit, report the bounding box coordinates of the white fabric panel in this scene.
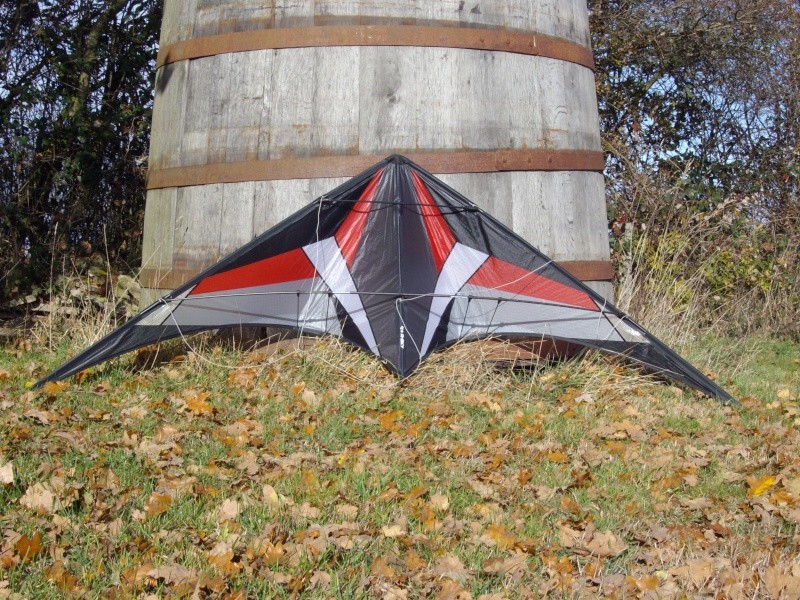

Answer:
[419,243,489,356]
[303,238,380,355]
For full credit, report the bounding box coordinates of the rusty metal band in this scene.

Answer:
[146,149,605,190]
[156,24,595,71]
[140,259,613,290]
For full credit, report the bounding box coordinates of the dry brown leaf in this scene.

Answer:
[763,566,800,599]
[436,579,473,600]
[147,563,199,591]
[784,477,800,497]
[560,495,582,515]
[263,484,290,509]
[405,549,427,571]
[381,517,408,538]
[379,582,409,600]
[41,381,68,395]
[371,556,397,579]
[635,575,660,592]
[294,502,321,519]
[546,450,570,464]
[480,523,518,550]
[430,493,450,512]
[433,554,471,583]
[467,478,495,500]
[184,390,214,414]
[679,497,713,510]
[207,541,241,576]
[336,504,359,519]
[309,570,332,591]
[144,492,172,519]
[481,554,529,576]
[0,461,13,486]
[585,530,627,558]
[45,560,78,591]
[19,482,60,515]
[16,532,43,562]
[671,559,713,589]
[217,498,240,522]
[379,410,404,431]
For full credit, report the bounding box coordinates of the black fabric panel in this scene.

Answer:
[35,321,206,386]
[161,158,393,303]
[574,338,734,402]
[333,296,371,355]
[348,164,403,371]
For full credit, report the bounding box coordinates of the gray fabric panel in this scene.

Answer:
[160,278,338,334]
[446,293,624,343]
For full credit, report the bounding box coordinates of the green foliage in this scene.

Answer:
[590,0,800,215]
[0,0,162,300]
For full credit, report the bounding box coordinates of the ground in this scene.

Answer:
[0,333,799,598]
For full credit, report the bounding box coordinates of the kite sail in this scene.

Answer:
[37,155,733,402]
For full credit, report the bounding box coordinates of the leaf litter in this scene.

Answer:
[0,336,798,597]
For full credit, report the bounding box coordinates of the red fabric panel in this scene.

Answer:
[335,169,384,268]
[468,256,598,311]
[189,247,316,295]
[411,171,456,272]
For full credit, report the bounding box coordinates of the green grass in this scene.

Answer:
[1,334,799,597]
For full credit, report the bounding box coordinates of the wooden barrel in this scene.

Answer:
[141,0,612,306]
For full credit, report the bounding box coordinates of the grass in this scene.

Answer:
[1,326,799,597]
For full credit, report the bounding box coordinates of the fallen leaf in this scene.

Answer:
[381,518,407,538]
[467,478,495,499]
[436,579,472,600]
[480,523,517,550]
[294,502,321,519]
[45,561,79,591]
[19,482,61,514]
[433,554,471,583]
[217,499,240,522]
[482,554,529,576]
[41,381,68,395]
[546,451,570,464]
[336,504,359,519]
[144,492,172,519]
[763,566,800,599]
[430,493,450,512]
[184,390,214,414]
[309,570,332,590]
[379,410,404,431]
[371,556,397,579]
[671,559,713,589]
[748,475,777,497]
[585,530,627,558]
[263,484,288,509]
[16,531,43,562]
[147,563,199,592]
[207,541,241,576]
[0,461,13,486]
[679,497,713,510]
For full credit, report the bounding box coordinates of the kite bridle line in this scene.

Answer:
[152,294,310,376]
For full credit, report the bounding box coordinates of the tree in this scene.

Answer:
[589,0,799,225]
[0,0,162,300]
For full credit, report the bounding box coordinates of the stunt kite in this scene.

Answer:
[37,155,733,402]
